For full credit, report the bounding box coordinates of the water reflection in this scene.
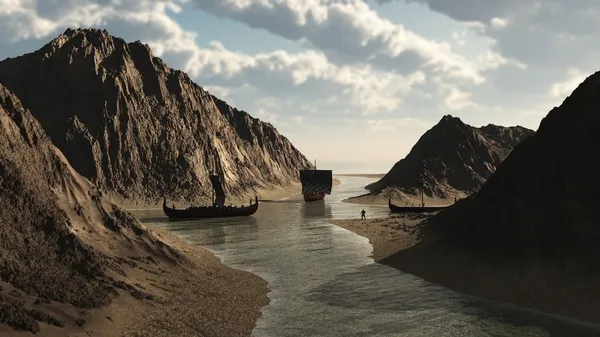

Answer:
[134,176,600,337]
[301,200,332,219]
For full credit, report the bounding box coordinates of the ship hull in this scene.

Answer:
[163,197,258,219]
[303,192,326,202]
[388,197,448,213]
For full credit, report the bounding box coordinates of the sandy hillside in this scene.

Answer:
[0,83,268,336]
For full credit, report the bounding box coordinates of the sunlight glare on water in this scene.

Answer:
[135,176,600,337]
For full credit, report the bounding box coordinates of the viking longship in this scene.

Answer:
[163,174,258,219]
[299,160,333,202]
[388,160,449,213]
[388,197,448,213]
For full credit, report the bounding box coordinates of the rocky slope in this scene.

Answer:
[382,71,600,323]
[365,115,533,202]
[427,74,600,259]
[0,81,185,332]
[0,28,311,207]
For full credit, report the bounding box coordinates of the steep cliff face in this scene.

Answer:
[379,72,600,324]
[0,28,311,206]
[0,82,181,332]
[426,72,600,260]
[367,115,533,200]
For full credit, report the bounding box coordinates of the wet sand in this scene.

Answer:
[329,214,428,261]
[330,214,600,326]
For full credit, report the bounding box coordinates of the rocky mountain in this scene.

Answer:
[382,71,600,323]
[0,28,311,206]
[366,115,534,201]
[0,82,180,332]
[426,73,600,259]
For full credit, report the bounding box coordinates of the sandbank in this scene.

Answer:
[330,214,600,326]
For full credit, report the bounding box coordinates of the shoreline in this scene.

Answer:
[14,223,270,337]
[1,186,270,336]
[117,224,270,337]
[329,215,600,326]
[43,178,345,336]
[335,174,385,179]
[108,179,344,335]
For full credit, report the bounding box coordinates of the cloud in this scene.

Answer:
[444,87,476,111]
[191,0,508,84]
[366,117,429,132]
[0,0,433,117]
[549,68,587,98]
[255,108,278,124]
[376,0,600,71]
[187,41,427,114]
[203,85,231,98]
[4,0,596,170]
[490,17,508,29]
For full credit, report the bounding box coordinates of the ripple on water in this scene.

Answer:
[136,176,600,337]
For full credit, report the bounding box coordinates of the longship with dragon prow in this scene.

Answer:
[163,173,259,219]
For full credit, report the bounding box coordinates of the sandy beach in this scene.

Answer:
[0,149,274,336]
[1,223,269,337]
[329,213,430,261]
[330,214,600,326]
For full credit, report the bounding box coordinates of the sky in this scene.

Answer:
[0,0,596,173]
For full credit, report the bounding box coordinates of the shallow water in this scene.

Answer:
[134,176,600,337]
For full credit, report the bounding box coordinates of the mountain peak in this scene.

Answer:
[366,116,534,199]
[0,27,311,206]
[434,114,468,132]
[440,114,460,122]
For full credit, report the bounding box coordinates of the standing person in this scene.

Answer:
[361,209,366,220]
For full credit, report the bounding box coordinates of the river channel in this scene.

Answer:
[134,176,600,337]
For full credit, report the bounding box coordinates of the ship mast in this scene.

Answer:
[421,160,425,208]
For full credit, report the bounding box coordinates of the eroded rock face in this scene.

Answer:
[0,83,106,331]
[0,82,181,332]
[428,72,600,260]
[367,115,534,199]
[0,28,311,205]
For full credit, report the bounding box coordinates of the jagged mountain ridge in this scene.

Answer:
[367,115,534,200]
[378,70,600,325]
[0,28,311,206]
[426,71,600,258]
[0,82,181,332]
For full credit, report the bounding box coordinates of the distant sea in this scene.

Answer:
[315,160,391,175]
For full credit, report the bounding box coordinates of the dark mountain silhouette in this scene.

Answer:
[0,82,181,332]
[382,72,600,323]
[0,28,311,206]
[366,115,533,202]
[427,75,600,258]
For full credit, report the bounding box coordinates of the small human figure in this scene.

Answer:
[361,209,366,220]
